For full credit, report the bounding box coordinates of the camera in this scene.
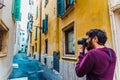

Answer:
[78,38,87,46]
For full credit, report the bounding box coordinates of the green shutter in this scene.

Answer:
[45,15,48,33]
[57,0,65,16]
[14,0,21,21]
[36,6,38,19]
[42,20,45,33]
[70,0,74,6]
[61,0,65,15]
[12,0,15,14]
[35,28,38,39]
[45,0,48,4]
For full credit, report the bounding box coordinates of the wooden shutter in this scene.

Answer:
[57,0,65,16]
[13,0,21,21]
[36,6,38,19]
[42,20,45,33]
[45,15,48,33]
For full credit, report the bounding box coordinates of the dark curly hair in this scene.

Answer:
[86,29,107,45]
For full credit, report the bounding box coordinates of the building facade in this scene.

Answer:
[18,29,27,53]
[27,0,40,60]
[108,0,120,79]
[0,0,19,79]
[40,0,116,80]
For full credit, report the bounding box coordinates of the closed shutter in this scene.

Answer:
[42,20,45,33]
[12,0,15,14]
[36,6,38,19]
[45,15,48,33]
[35,28,38,39]
[13,0,21,21]
[45,0,48,4]
[57,0,65,16]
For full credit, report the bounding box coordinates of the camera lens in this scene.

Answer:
[78,38,87,45]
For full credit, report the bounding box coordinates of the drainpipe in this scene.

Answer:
[39,0,42,61]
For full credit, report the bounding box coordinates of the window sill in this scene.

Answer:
[62,56,77,61]
[0,53,7,58]
[61,5,74,19]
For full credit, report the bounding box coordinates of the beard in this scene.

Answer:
[86,39,94,51]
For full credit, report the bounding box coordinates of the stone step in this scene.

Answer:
[8,77,28,80]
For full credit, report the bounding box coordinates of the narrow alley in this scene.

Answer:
[8,53,63,80]
[0,0,120,80]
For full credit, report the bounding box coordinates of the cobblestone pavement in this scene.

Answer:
[8,53,63,80]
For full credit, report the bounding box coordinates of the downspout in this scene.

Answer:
[39,0,42,61]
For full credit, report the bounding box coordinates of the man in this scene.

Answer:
[75,29,116,80]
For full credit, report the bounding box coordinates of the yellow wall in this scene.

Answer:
[41,0,58,56]
[41,0,112,62]
[30,0,40,56]
[59,0,112,61]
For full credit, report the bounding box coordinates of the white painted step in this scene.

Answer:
[8,77,28,80]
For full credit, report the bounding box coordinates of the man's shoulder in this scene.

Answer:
[86,49,96,56]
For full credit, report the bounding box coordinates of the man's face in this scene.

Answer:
[86,37,94,50]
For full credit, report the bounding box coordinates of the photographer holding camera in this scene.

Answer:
[75,29,116,80]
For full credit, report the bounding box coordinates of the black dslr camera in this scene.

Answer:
[78,38,87,47]
[78,38,87,53]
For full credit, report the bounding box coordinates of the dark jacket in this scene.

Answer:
[75,47,116,80]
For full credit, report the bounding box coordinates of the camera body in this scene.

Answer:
[78,38,87,46]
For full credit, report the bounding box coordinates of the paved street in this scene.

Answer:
[8,53,63,80]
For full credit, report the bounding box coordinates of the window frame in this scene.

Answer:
[0,20,9,58]
[62,22,75,57]
[45,39,48,54]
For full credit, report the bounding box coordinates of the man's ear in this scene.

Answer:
[94,36,98,43]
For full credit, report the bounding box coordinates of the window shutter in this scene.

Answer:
[35,28,38,39]
[42,20,45,33]
[61,0,65,15]
[57,0,61,16]
[13,0,21,21]
[12,0,15,14]
[45,15,48,32]
[45,0,48,4]
[70,0,74,6]
[36,6,38,19]
[57,0,65,16]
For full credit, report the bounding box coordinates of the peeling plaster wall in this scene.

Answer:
[0,0,15,79]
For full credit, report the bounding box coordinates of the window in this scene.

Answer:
[0,20,9,57]
[35,27,38,40]
[29,0,34,5]
[30,33,32,43]
[12,0,21,21]
[36,6,38,19]
[63,22,75,55]
[42,15,48,34]
[22,38,24,41]
[65,0,74,9]
[35,43,37,52]
[45,39,48,54]
[57,0,74,16]
[22,45,24,47]
[44,0,48,7]
[21,48,23,52]
[65,28,74,55]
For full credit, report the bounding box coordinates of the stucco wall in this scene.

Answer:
[59,0,112,60]
[41,0,114,79]
[0,0,15,79]
[41,0,58,56]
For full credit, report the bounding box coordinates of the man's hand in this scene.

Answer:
[79,46,87,54]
